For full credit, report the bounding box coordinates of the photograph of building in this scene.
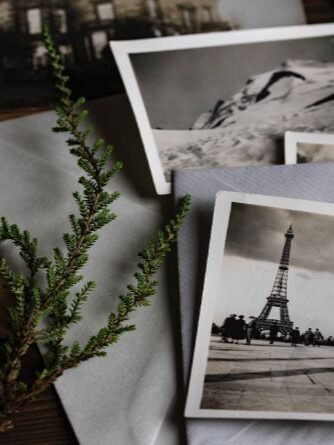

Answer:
[0,0,235,114]
[255,225,294,335]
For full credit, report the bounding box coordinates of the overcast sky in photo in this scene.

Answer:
[225,202,334,273]
[130,35,334,129]
[212,203,334,336]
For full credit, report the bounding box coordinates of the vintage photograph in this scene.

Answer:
[186,192,334,420]
[0,0,236,115]
[112,24,334,194]
[285,131,334,164]
[0,0,306,117]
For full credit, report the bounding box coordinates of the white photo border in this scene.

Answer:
[110,23,334,195]
[185,191,334,420]
[285,131,334,164]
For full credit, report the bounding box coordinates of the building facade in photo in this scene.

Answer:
[0,0,231,83]
[0,0,323,111]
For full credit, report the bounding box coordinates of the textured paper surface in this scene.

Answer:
[0,95,179,445]
[175,164,334,445]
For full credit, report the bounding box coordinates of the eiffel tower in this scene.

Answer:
[256,225,294,334]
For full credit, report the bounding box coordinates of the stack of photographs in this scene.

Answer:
[111,24,334,194]
[111,22,334,426]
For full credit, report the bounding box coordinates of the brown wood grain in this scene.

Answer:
[0,341,78,444]
[0,107,50,122]
[0,386,78,445]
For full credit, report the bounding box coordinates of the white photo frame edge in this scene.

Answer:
[110,23,334,195]
[285,131,334,165]
[185,190,334,421]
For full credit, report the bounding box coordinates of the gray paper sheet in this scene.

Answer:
[175,164,334,445]
[0,96,180,445]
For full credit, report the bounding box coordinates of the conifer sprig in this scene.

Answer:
[0,28,190,431]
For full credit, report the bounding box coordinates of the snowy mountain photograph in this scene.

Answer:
[129,27,334,187]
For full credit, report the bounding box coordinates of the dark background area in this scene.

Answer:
[0,0,233,119]
[0,0,332,122]
[303,0,334,23]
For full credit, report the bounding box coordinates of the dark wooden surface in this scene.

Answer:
[0,355,78,445]
[0,390,76,445]
[303,0,334,23]
[0,279,77,445]
[0,2,333,443]
[0,108,50,123]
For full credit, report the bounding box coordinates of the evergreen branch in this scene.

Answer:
[0,28,191,432]
[0,27,124,399]
[8,195,191,399]
[0,217,49,280]
[62,194,191,367]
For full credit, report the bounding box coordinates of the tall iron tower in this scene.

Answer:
[256,225,294,334]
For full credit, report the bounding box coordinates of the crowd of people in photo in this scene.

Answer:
[212,314,330,347]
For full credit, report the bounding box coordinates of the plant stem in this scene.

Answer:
[0,28,191,431]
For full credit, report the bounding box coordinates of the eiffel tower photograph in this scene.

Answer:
[187,193,334,420]
[256,225,294,335]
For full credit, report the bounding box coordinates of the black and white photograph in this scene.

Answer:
[112,24,334,194]
[186,192,334,420]
[0,0,237,116]
[285,131,334,164]
[0,0,307,118]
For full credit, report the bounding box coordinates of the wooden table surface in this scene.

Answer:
[0,346,78,445]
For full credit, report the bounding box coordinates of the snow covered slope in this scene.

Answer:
[154,60,334,179]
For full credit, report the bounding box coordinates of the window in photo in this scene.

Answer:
[84,37,92,61]
[91,30,108,59]
[32,41,48,69]
[27,8,42,35]
[180,6,196,30]
[96,2,115,21]
[202,7,212,23]
[59,44,74,65]
[146,0,158,19]
[54,8,67,33]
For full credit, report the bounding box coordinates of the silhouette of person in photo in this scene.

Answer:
[222,314,237,343]
[269,322,279,345]
[304,328,314,346]
[291,327,300,347]
[246,316,256,345]
[233,315,246,344]
[313,329,323,347]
